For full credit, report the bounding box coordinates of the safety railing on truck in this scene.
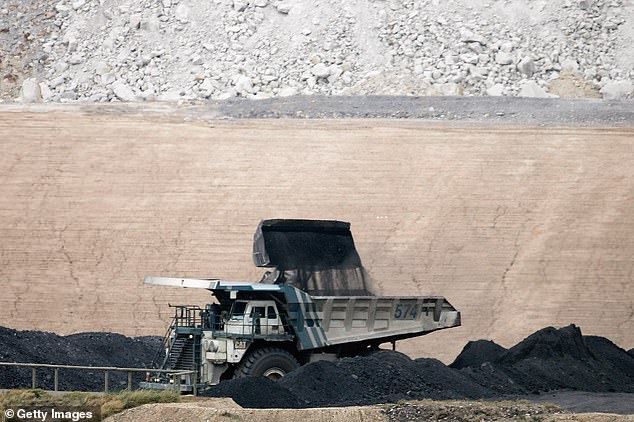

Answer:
[0,362,196,394]
[150,305,203,370]
[172,304,203,328]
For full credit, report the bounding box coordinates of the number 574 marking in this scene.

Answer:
[393,303,418,320]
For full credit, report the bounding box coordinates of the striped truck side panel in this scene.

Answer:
[282,286,331,351]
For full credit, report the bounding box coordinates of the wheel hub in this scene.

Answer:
[262,367,286,381]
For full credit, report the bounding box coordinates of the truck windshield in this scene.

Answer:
[230,301,247,318]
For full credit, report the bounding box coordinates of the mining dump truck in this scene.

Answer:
[141,219,461,391]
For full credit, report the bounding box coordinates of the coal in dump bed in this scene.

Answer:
[253,219,373,295]
[253,219,361,269]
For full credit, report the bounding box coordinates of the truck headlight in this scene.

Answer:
[204,340,218,352]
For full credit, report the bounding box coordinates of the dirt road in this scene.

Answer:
[0,104,633,362]
[104,398,634,422]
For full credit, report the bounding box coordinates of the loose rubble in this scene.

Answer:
[601,79,634,100]
[2,0,633,102]
[19,78,43,102]
[382,400,565,422]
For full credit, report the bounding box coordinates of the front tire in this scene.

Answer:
[234,347,299,381]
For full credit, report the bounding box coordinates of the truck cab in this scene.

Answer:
[224,300,285,337]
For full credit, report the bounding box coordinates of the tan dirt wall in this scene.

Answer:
[1,110,632,362]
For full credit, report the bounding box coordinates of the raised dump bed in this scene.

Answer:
[312,295,460,346]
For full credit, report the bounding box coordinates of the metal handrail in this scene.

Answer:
[170,304,202,327]
[151,304,203,370]
[152,318,176,370]
[0,362,195,394]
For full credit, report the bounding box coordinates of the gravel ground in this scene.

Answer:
[104,399,634,422]
[3,96,632,126]
[382,400,565,422]
[523,391,634,415]
[210,95,634,124]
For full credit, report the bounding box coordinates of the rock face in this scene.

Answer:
[2,0,631,101]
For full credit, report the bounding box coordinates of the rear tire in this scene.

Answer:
[234,347,299,381]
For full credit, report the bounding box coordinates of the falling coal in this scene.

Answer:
[253,219,374,295]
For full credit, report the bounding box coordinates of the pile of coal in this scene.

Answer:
[449,340,507,370]
[201,350,493,408]
[198,377,306,408]
[2,323,633,406]
[454,324,634,394]
[276,351,491,407]
[0,327,160,391]
[205,325,634,408]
